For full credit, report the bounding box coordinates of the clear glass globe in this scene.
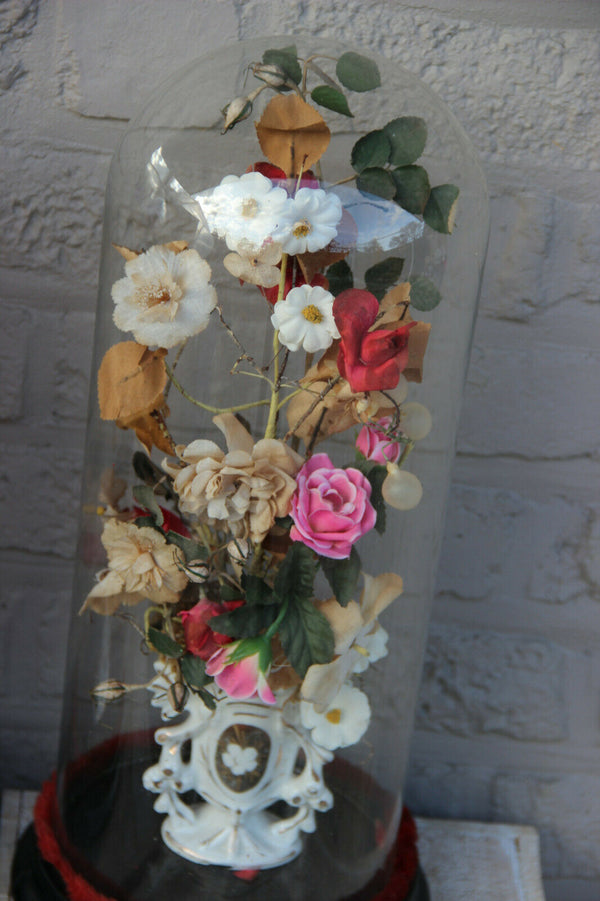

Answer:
[55,36,488,900]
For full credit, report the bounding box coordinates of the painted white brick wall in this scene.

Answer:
[1,2,598,898]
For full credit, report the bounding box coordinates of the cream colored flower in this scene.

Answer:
[301,572,403,712]
[223,239,282,287]
[164,413,303,543]
[112,244,217,348]
[81,519,188,616]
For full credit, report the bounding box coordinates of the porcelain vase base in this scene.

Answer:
[161,804,302,868]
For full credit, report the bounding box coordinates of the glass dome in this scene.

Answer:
[54,36,488,901]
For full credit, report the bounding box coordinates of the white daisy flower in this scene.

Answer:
[301,684,371,751]
[199,172,289,252]
[112,245,217,349]
[275,187,343,255]
[271,284,340,353]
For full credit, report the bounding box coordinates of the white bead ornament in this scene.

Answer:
[400,402,432,441]
[382,465,423,510]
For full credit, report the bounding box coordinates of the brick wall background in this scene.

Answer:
[1,2,599,898]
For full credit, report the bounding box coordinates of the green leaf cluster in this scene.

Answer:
[349,117,459,233]
[212,542,334,679]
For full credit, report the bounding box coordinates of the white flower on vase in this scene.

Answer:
[301,572,403,712]
[276,187,343,255]
[351,621,389,674]
[199,172,289,252]
[222,743,259,776]
[112,245,217,348]
[301,684,371,750]
[271,284,340,353]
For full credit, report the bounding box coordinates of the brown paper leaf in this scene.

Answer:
[404,321,431,383]
[117,407,176,456]
[98,342,168,421]
[164,240,189,254]
[255,94,331,176]
[112,241,188,262]
[113,243,139,262]
[297,248,346,285]
[286,344,394,445]
[375,283,430,381]
[377,283,411,325]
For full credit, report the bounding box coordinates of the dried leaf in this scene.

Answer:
[377,285,430,382]
[98,467,128,509]
[112,244,139,262]
[112,241,188,261]
[255,94,331,176]
[117,407,176,456]
[297,247,346,285]
[98,342,168,422]
[404,321,431,383]
[286,345,394,445]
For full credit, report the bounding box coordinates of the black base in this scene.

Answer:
[11,822,430,901]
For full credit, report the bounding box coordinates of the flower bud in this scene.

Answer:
[184,560,210,583]
[382,465,423,510]
[400,402,432,441]
[227,538,250,562]
[221,95,253,133]
[251,62,288,88]
[91,679,127,702]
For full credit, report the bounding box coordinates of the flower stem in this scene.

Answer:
[264,253,289,439]
[266,597,289,640]
[166,363,269,415]
[398,439,415,466]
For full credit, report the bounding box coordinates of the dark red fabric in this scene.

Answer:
[34,774,115,901]
[33,742,420,901]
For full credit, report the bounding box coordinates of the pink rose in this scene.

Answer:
[356,417,401,465]
[290,453,376,560]
[206,637,275,704]
[181,598,243,661]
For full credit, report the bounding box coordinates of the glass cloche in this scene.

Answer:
[45,36,488,901]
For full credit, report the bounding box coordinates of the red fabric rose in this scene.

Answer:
[333,289,416,392]
[181,598,244,660]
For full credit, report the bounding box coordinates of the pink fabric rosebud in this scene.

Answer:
[290,453,376,560]
[181,598,243,661]
[206,637,276,704]
[356,417,401,465]
[333,289,416,393]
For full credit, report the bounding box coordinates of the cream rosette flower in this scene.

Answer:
[111,245,217,349]
[275,187,343,255]
[82,519,188,616]
[199,172,289,252]
[301,572,403,712]
[300,684,371,750]
[164,413,303,543]
[223,238,282,288]
[271,284,340,354]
